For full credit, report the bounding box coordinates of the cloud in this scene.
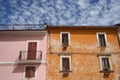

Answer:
[0,0,120,29]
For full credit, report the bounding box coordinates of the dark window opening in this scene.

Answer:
[25,66,35,78]
[62,58,70,71]
[102,58,110,70]
[62,34,69,46]
[98,34,106,47]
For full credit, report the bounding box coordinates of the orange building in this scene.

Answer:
[46,25,120,80]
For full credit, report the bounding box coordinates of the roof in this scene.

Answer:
[0,24,47,36]
[0,29,47,36]
[0,24,46,30]
[0,29,46,31]
[114,23,120,26]
[47,25,118,29]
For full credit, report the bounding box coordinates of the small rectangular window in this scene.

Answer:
[62,34,69,46]
[60,32,70,47]
[62,58,70,71]
[98,34,106,47]
[98,55,113,71]
[97,33,107,47]
[60,56,71,71]
[102,58,110,70]
[25,66,35,78]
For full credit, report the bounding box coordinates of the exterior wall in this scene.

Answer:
[47,27,120,80]
[0,32,47,80]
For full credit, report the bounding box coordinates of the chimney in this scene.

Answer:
[114,23,120,26]
[44,23,48,29]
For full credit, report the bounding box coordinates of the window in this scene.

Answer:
[26,40,39,60]
[62,58,70,71]
[60,56,71,71]
[98,55,112,71]
[102,58,110,70]
[25,66,36,78]
[27,42,37,60]
[60,32,70,46]
[97,33,107,47]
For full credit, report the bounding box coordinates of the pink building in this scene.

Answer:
[0,29,47,80]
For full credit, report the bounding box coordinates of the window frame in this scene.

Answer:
[60,32,70,46]
[60,55,71,71]
[99,55,113,71]
[96,32,107,47]
[24,65,37,79]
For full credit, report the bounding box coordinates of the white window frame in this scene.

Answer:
[60,32,70,46]
[99,56,113,71]
[23,65,37,79]
[60,55,71,71]
[96,32,107,47]
[26,40,40,59]
[117,31,120,42]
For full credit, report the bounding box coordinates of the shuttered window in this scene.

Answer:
[98,34,106,47]
[25,66,35,78]
[27,42,37,60]
[102,58,110,70]
[62,57,70,71]
[62,33,69,46]
[98,55,113,71]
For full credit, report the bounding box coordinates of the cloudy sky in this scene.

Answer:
[0,0,120,29]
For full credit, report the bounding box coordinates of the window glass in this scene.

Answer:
[102,58,110,70]
[62,58,70,71]
[98,34,106,47]
[62,33,69,46]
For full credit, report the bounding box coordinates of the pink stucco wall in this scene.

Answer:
[0,32,47,80]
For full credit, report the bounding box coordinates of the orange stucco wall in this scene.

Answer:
[47,27,120,80]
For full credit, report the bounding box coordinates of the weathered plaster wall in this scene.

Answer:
[47,54,117,80]
[49,28,119,53]
[47,28,120,80]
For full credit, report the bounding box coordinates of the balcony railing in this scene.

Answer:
[18,51,42,64]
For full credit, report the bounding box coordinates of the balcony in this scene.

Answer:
[18,51,42,64]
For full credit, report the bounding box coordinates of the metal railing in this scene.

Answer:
[0,24,45,30]
[19,51,42,61]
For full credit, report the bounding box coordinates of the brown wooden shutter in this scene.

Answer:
[29,67,35,77]
[27,42,37,60]
[25,67,30,78]
[25,66,35,78]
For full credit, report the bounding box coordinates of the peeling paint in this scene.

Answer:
[47,28,120,80]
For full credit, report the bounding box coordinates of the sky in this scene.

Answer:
[0,0,120,29]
